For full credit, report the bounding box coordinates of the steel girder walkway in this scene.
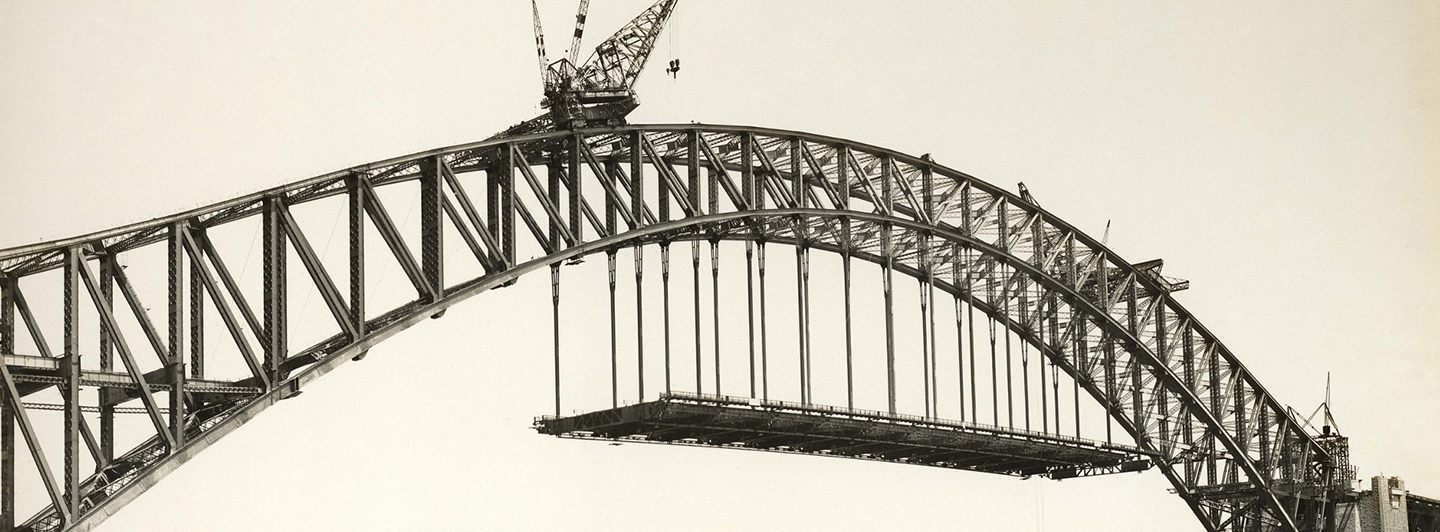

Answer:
[0,124,1348,532]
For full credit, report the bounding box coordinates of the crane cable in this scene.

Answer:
[666,3,680,79]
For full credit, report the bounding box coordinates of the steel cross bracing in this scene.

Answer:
[0,124,1344,532]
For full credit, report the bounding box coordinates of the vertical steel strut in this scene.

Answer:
[62,247,80,519]
[1,279,68,526]
[98,256,115,461]
[348,174,366,357]
[175,237,200,436]
[1,275,13,532]
[262,198,287,388]
[177,227,195,444]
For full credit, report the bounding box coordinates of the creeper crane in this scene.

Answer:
[505,0,679,136]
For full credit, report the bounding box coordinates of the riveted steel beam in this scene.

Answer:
[0,355,67,526]
[420,156,445,300]
[1,275,14,531]
[178,227,268,385]
[0,124,1335,532]
[61,247,80,518]
[75,250,175,448]
[437,163,503,271]
[512,147,577,248]
[358,179,433,300]
[262,197,288,386]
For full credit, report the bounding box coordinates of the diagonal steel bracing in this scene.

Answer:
[0,125,1344,532]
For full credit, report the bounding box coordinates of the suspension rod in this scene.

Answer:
[1022,314,1031,431]
[1074,307,1083,440]
[966,248,977,423]
[551,265,561,416]
[635,247,645,403]
[843,247,854,410]
[1077,304,1082,438]
[797,244,809,404]
[919,277,930,418]
[692,241,702,394]
[1003,264,1014,429]
[801,244,812,403]
[954,264,965,422]
[608,251,617,408]
[746,242,756,399]
[712,241,722,396]
[1039,294,1049,434]
[758,241,769,401]
[988,288,999,426]
[662,244,672,393]
[927,271,936,417]
[1054,362,1062,438]
[954,293,964,421]
[1106,331,1116,445]
[1049,295,1063,435]
[883,226,896,415]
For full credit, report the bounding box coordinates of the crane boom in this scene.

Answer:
[568,0,591,66]
[576,0,678,91]
[531,0,550,86]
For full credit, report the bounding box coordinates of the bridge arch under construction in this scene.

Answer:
[0,124,1373,532]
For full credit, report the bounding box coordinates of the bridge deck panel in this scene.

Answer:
[536,393,1147,478]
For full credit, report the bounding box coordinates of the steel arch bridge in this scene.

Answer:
[0,124,1354,532]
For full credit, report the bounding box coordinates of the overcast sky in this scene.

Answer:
[2,1,1437,531]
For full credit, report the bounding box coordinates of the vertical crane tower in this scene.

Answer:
[510,0,679,136]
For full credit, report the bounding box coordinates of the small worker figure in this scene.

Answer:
[666,59,680,78]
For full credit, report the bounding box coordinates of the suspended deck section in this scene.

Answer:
[536,392,1152,479]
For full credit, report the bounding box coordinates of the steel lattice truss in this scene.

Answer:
[0,124,1348,532]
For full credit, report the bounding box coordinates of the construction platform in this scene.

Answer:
[535,392,1151,479]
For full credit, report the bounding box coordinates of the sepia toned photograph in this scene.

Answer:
[1,2,1436,531]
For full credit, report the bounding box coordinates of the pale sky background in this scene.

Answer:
[1,1,1438,531]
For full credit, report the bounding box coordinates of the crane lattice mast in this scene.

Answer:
[501,0,679,137]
